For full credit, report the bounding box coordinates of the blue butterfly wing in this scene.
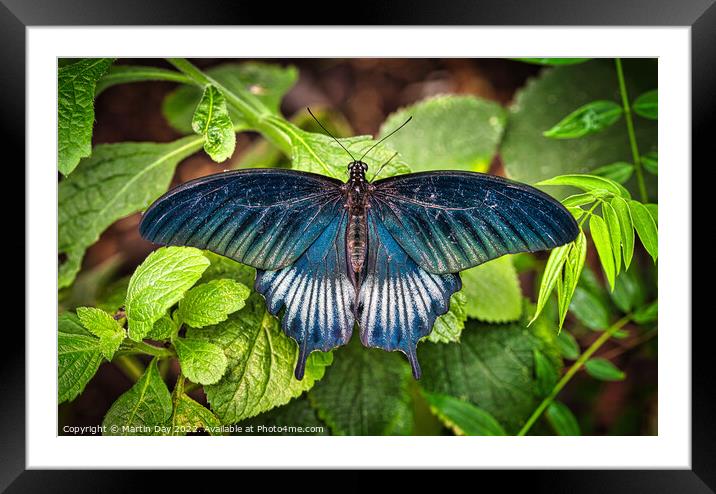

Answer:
[371,171,579,274]
[357,212,461,379]
[139,169,343,270]
[255,211,355,380]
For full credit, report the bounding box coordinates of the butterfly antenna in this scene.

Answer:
[307,107,356,162]
[369,152,398,182]
[360,116,412,162]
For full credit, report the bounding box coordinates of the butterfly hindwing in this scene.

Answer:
[371,171,579,274]
[255,211,355,379]
[140,169,343,271]
[357,212,461,378]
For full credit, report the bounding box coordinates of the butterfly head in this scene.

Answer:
[348,161,369,182]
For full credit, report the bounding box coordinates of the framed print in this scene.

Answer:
[4,0,709,489]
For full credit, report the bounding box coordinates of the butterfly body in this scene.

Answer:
[140,163,578,381]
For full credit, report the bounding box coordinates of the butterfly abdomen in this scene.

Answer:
[347,210,368,275]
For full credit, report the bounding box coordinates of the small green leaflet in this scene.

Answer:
[632,89,658,120]
[584,358,626,381]
[545,401,581,435]
[642,151,658,175]
[460,256,523,323]
[592,162,634,184]
[569,285,611,330]
[191,85,236,162]
[426,291,468,343]
[103,359,173,435]
[537,174,630,199]
[174,338,228,385]
[125,247,210,341]
[58,313,104,403]
[562,192,597,208]
[610,267,647,313]
[58,58,114,175]
[611,197,635,270]
[95,65,191,95]
[633,301,658,324]
[422,391,507,436]
[589,214,616,291]
[76,307,125,360]
[602,202,622,276]
[177,279,250,328]
[530,243,571,326]
[556,330,580,360]
[533,349,558,397]
[556,231,587,330]
[628,200,658,263]
[543,100,623,139]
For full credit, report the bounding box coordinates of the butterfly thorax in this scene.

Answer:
[344,161,372,282]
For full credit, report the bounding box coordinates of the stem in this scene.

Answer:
[114,355,145,381]
[126,340,175,358]
[615,58,648,203]
[167,58,292,154]
[577,201,600,228]
[517,315,631,436]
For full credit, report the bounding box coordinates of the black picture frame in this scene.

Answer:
[5,0,707,490]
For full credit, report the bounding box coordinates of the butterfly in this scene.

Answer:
[139,114,579,381]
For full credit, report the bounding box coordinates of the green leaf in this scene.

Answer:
[177,279,251,328]
[76,307,125,360]
[570,285,611,330]
[533,349,558,397]
[545,401,581,435]
[103,358,172,435]
[589,214,616,291]
[543,100,622,139]
[531,244,571,325]
[610,267,646,313]
[461,256,522,322]
[186,294,332,424]
[125,247,210,341]
[58,58,114,175]
[633,301,658,324]
[556,330,580,360]
[557,231,587,329]
[58,313,104,403]
[426,291,468,343]
[163,62,298,134]
[562,192,597,208]
[628,200,658,262]
[309,339,414,435]
[422,391,507,436]
[191,85,236,162]
[592,162,634,184]
[58,136,205,288]
[513,58,591,66]
[642,151,658,175]
[199,251,256,287]
[633,89,658,120]
[584,358,626,381]
[645,203,658,224]
[239,397,328,435]
[169,391,222,436]
[611,197,635,270]
[419,304,562,433]
[147,314,177,340]
[603,202,622,275]
[174,337,228,385]
[95,65,190,95]
[502,60,657,199]
[537,174,629,199]
[378,95,506,173]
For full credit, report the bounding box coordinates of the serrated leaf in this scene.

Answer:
[533,349,558,397]
[633,89,658,120]
[502,60,657,200]
[537,174,629,199]
[422,391,507,436]
[513,58,591,66]
[186,294,332,424]
[169,378,221,436]
[543,100,622,139]
[58,313,104,403]
[590,214,616,291]
[125,247,209,341]
[95,65,190,95]
[58,136,205,288]
[611,196,635,270]
[531,244,571,325]
[239,396,328,435]
[593,162,634,184]
[76,306,125,360]
[103,359,172,435]
[419,304,562,433]
[642,151,658,175]
[603,202,622,275]
[174,338,228,385]
[633,301,658,324]
[58,58,114,175]
[557,232,587,329]
[584,358,625,381]
[426,291,468,343]
[191,85,236,162]
[163,62,298,134]
[556,330,580,360]
[147,314,177,340]
[628,200,658,262]
[546,401,581,435]
[379,95,506,173]
[461,256,522,322]
[309,339,414,435]
[177,279,250,328]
